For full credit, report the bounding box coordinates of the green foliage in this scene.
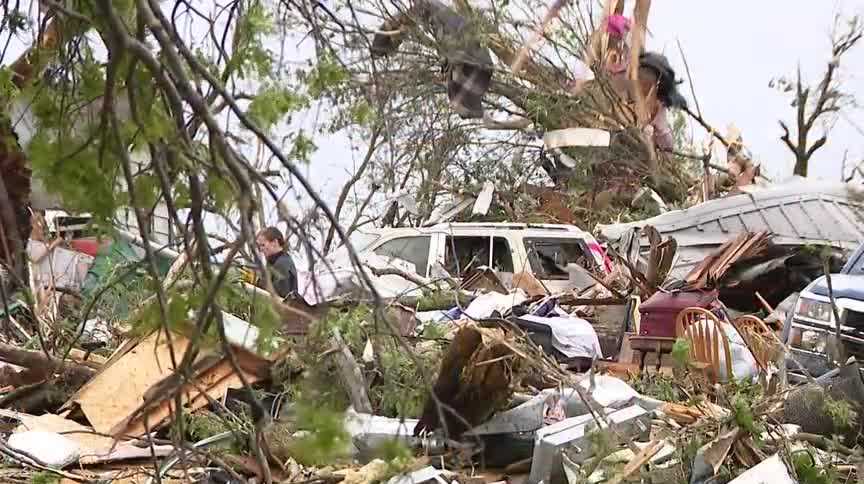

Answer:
[420,322,448,340]
[248,85,309,130]
[371,439,415,478]
[288,402,351,466]
[0,68,19,102]
[731,393,764,438]
[175,410,250,454]
[229,1,275,78]
[415,290,471,311]
[671,338,690,368]
[824,395,858,430]
[288,130,318,163]
[28,127,119,223]
[301,306,439,418]
[29,472,60,484]
[313,305,371,347]
[207,176,235,212]
[629,372,685,402]
[349,100,376,127]
[82,241,153,325]
[792,451,836,484]
[374,339,435,417]
[216,282,282,355]
[305,56,349,98]
[132,172,160,209]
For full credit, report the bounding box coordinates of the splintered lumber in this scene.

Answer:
[607,439,664,484]
[62,330,191,434]
[115,346,269,437]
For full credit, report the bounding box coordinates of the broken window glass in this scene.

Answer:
[373,236,431,276]
[445,236,513,276]
[525,238,591,280]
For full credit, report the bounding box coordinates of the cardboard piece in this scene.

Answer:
[68,330,190,434]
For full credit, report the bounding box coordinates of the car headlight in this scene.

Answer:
[796,297,836,323]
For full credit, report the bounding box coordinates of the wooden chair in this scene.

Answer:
[675,307,734,383]
[732,314,778,370]
[675,307,724,337]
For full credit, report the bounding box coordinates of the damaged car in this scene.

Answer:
[784,241,864,378]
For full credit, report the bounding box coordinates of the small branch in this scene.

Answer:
[804,135,827,160]
[676,39,701,118]
[368,266,433,288]
[330,329,373,413]
[323,126,383,254]
[0,341,94,375]
[778,121,796,154]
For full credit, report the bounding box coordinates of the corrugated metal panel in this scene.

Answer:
[599,179,864,249]
[598,179,864,279]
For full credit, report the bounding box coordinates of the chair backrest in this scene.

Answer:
[683,319,734,384]
[733,314,777,370]
[675,307,723,337]
[676,307,733,383]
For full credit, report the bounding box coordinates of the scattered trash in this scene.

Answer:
[543,128,611,149]
[728,453,795,484]
[8,431,80,468]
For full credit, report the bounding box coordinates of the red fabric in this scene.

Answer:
[69,238,101,257]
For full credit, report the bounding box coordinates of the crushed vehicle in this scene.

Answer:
[299,223,613,304]
[354,222,611,291]
[784,240,864,377]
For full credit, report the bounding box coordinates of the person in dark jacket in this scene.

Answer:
[255,227,298,298]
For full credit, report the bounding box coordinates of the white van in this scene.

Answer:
[346,222,611,293]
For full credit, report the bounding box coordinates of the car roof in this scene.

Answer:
[365,222,596,239]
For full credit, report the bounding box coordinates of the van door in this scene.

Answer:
[523,237,597,292]
[443,235,514,277]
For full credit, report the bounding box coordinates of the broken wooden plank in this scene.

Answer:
[116,350,267,437]
[607,439,664,484]
[67,330,190,434]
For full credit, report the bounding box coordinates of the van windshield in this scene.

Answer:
[325,232,381,268]
[524,238,592,280]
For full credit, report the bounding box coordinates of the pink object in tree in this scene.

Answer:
[605,15,631,39]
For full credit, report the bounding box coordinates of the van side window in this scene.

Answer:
[373,236,431,276]
[525,238,591,279]
[445,236,513,276]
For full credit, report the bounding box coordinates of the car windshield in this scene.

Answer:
[346,232,380,252]
[324,231,381,269]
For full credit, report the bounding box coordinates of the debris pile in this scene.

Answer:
[1,198,863,483]
[0,1,862,483]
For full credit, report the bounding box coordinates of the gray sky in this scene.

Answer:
[650,0,864,181]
